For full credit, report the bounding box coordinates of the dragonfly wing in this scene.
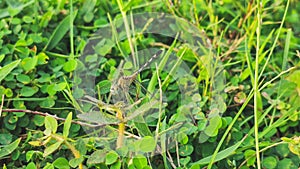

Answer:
[77,111,119,125]
[125,100,159,122]
[132,78,154,97]
[110,60,124,95]
[84,95,102,104]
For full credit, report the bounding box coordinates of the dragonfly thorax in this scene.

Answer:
[110,74,137,95]
[110,50,162,98]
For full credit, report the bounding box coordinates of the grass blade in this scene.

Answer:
[192,135,247,166]
[0,60,21,83]
[0,138,21,158]
[44,10,78,51]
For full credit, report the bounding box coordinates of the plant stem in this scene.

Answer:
[116,109,125,148]
[69,0,74,57]
[51,134,83,169]
[254,0,261,167]
[116,0,136,66]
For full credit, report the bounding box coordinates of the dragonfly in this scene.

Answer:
[110,50,163,104]
[78,50,163,148]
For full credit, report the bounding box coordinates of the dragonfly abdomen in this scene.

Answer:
[122,50,162,80]
[136,50,162,75]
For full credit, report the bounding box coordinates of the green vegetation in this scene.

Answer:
[0,0,299,169]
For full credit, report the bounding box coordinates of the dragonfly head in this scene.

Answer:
[110,83,119,95]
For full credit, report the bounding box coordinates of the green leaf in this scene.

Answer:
[37,52,49,65]
[69,156,84,168]
[192,136,246,165]
[39,10,54,28]
[84,12,94,23]
[33,115,45,127]
[0,54,5,63]
[244,149,256,166]
[133,155,147,169]
[105,150,119,165]
[53,157,70,169]
[275,144,289,157]
[4,88,13,97]
[0,0,34,19]
[288,141,300,156]
[87,150,107,165]
[85,54,98,63]
[179,144,194,156]
[0,134,12,145]
[204,114,222,137]
[16,74,31,84]
[43,163,55,169]
[79,0,96,16]
[0,60,20,82]
[277,158,297,169]
[97,80,111,94]
[0,138,21,158]
[55,82,67,91]
[26,162,37,169]
[139,136,156,153]
[94,18,108,27]
[180,156,191,166]
[0,86,5,96]
[39,97,55,108]
[190,164,201,169]
[262,156,277,169]
[110,160,121,169]
[13,100,26,109]
[63,59,77,72]
[29,33,43,43]
[286,70,300,88]
[15,39,28,47]
[4,120,16,130]
[20,86,39,97]
[38,73,51,83]
[63,112,72,138]
[26,151,35,162]
[22,15,33,23]
[44,10,78,50]
[43,140,63,157]
[177,132,188,144]
[21,57,38,71]
[44,116,58,135]
[94,39,114,56]
[47,84,57,96]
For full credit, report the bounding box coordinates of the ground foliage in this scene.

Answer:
[0,0,300,169]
